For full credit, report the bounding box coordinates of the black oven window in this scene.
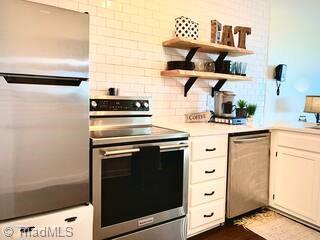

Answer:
[101,149,184,227]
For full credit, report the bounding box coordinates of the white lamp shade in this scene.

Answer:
[304,96,320,113]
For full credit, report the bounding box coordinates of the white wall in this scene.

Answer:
[265,0,320,124]
[29,0,270,123]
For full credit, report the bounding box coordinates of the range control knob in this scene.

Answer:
[135,102,141,108]
[91,101,98,108]
[143,102,149,108]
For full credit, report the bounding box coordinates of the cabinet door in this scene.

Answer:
[273,148,320,223]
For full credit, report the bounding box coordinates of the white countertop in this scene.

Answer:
[154,122,269,137]
[271,122,320,135]
[154,121,320,137]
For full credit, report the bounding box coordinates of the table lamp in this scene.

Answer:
[304,95,320,123]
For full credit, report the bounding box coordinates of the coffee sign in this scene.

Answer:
[186,112,211,123]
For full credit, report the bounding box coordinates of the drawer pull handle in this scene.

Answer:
[204,191,215,196]
[205,148,216,152]
[205,169,216,174]
[203,212,214,218]
[65,217,78,223]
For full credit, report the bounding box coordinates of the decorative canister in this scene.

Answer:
[189,21,199,40]
[175,16,191,38]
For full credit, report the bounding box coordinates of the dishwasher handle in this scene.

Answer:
[232,136,269,144]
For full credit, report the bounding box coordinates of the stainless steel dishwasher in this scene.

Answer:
[227,132,270,219]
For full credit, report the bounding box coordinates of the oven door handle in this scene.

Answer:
[102,143,189,157]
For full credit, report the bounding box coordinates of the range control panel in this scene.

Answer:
[90,98,150,112]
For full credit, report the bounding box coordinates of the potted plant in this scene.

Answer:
[236,99,247,118]
[247,104,257,122]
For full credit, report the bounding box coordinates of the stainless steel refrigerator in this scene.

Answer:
[0,0,90,221]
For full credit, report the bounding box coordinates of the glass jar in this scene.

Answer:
[204,62,215,72]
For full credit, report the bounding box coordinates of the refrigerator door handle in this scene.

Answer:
[3,75,86,87]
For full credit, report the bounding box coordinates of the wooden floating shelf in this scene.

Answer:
[163,37,254,56]
[161,37,255,97]
[161,70,252,81]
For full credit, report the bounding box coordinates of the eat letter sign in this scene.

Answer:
[213,22,252,49]
[234,26,252,49]
[221,25,235,47]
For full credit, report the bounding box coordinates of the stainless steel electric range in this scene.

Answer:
[89,96,189,240]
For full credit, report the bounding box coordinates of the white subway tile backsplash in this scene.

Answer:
[28,0,269,123]
[90,53,106,63]
[79,3,96,14]
[90,15,106,27]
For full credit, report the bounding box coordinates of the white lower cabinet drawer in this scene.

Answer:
[189,201,225,230]
[190,179,225,207]
[191,135,228,161]
[191,157,226,184]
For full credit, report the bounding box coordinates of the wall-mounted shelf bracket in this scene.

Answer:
[215,52,228,68]
[162,38,254,98]
[212,79,227,97]
[184,77,198,97]
[184,47,199,97]
[185,47,200,62]
[183,51,231,97]
[211,52,228,97]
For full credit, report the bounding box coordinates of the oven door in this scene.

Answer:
[92,139,189,240]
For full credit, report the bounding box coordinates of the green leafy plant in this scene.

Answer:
[237,99,247,109]
[247,104,257,117]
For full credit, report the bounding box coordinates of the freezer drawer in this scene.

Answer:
[227,133,270,218]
